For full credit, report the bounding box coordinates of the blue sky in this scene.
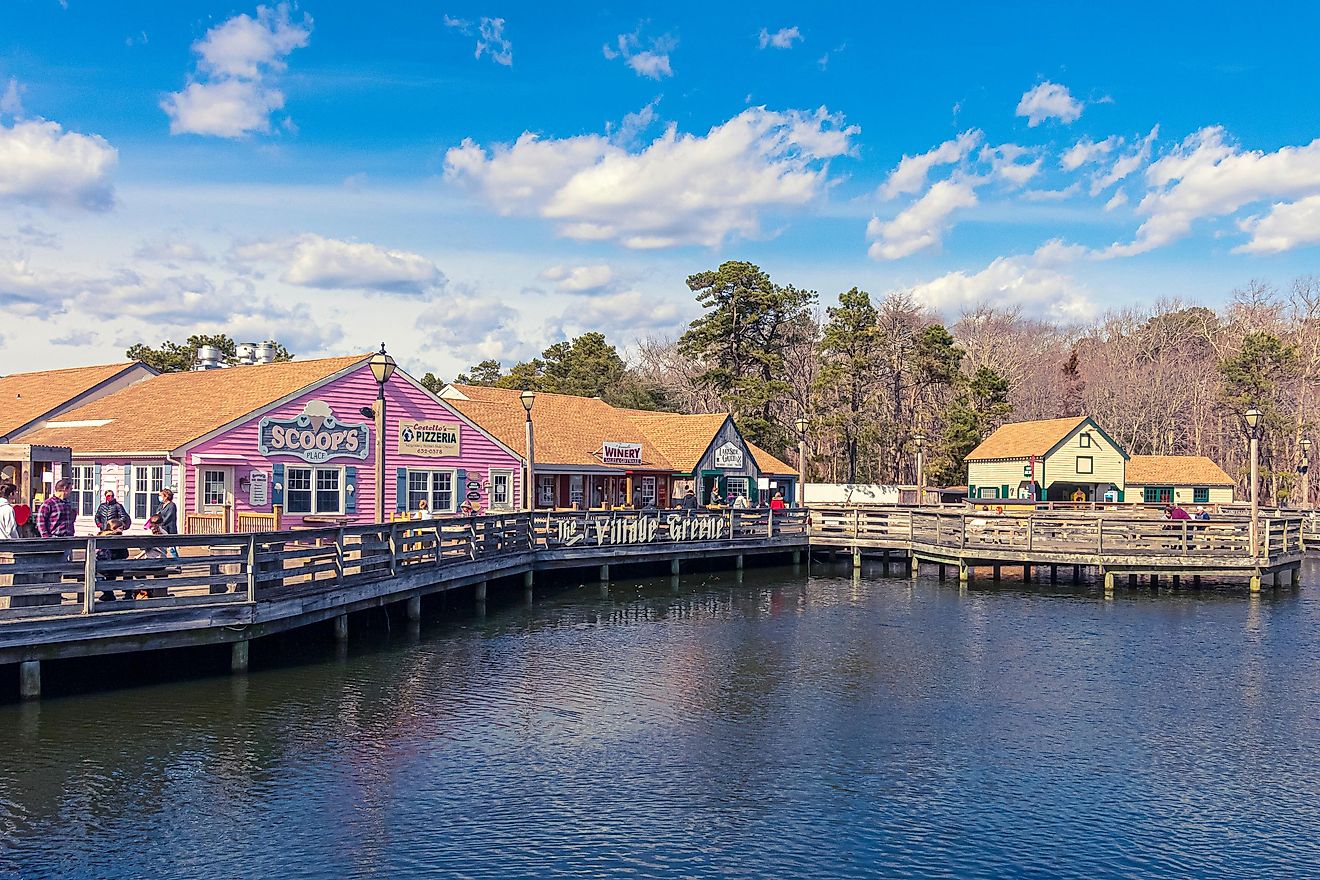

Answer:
[3,0,1320,376]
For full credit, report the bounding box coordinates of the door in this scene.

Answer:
[201,467,233,529]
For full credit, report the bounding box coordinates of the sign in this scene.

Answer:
[258,400,369,464]
[1023,465,1032,477]
[713,441,745,470]
[399,420,461,457]
[248,470,269,507]
[551,513,726,548]
[599,441,643,465]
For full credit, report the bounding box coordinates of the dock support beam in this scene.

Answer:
[524,570,534,604]
[1050,565,1058,584]
[670,558,680,576]
[1292,566,1301,587]
[1072,565,1082,584]
[1129,574,1138,588]
[736,554,745,570]
[405,596,421,621]
[1103,570,1115,590]
[599,564,610,582]
[1274,570,1283,589]
[958,561,970,583]
[938,563,946,581]
[1193,575,1202,588]
[333,613,348,642]
[852,549,861,569]
[1023,564,1031,582]
[993,565,1001,582]
[19,660,40,700]
[791,550,800,565]
[1249,574,1261,593]
[882,550,891,575]
[910,556,919,579]
[231,639,250,673]
[1172,575,1181,589]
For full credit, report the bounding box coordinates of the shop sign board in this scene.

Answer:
[399,421,461,457]
[713,441,745,470]
[259,400,369,464]
[599,441,643,465]
[248,470,269,506]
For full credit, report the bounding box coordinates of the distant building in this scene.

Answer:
[1125,455,1235,506]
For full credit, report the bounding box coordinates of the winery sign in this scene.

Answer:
[258,400,370,463]
[598,441,643,466]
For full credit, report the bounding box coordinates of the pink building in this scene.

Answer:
[19,354,522,533]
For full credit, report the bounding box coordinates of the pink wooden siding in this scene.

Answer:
[183,365,521,527]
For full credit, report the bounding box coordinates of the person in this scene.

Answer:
[95,515,130,601]
[709,487,723,507]
[156,488,178,535]
[415,499,433,520]
[732,491,750,510]
[769,491,786,511]
[37,478,77,538]
[679,490,698,511]
[94,490,130,532]
[0,483,18,540]
[1195,506,1211,521]
[632,485,644,509]
[1168,503,1191,521]
[146,513,181,558]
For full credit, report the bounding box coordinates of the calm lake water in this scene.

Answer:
[3,561,1320,879]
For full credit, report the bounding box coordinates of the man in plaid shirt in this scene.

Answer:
[37,478,77,538]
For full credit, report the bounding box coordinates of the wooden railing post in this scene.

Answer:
[335,527,346,582]
[767,507,774,538]
[1026,514,1034,552]
[1181,520,1188,555]
[246,534,257,602]
[83,537,97,614]
[389,522,400,575]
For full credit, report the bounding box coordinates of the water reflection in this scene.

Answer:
[2,562,1319,879]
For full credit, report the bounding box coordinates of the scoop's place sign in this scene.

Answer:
[258,400,370,463]
[599,441,643,465]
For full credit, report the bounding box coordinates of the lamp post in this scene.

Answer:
[521,390,536,511]
[1245,407,1262,556]
[369,344,396,524]
[1301,437,1312,511]
[913,432,927,506]
[795,416,808,508]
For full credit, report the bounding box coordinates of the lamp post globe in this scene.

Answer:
[794,417,808,507]
[521,391,536,510]
[1245,406,1262,556]
[369,343,395,524]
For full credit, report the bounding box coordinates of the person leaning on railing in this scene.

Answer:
[0,483,18,540]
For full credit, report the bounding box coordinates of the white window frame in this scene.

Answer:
[640,475,657,505]
[286,466,346,515]
[1076,455,1094,475]
[569,474,585,506]
[133,464,165,522]
[537,474,556,507]
[489,468,515,510]
[977,486,999,499]
[202,469,229,509]
[725,476,750,499]
[1080,433,1092,448]
[405,468,457,514]
[71,464,96,518]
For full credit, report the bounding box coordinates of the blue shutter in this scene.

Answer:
[396,467,407,512]
[123,464,131,496]
[344,466,357,514]
[1001,484,1009,499]
[163,463,173,492]
[271,463,285,507]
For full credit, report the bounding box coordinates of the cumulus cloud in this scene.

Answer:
[905,255,1093,321]
[1089,126,1158,195]
[603,31,677,79]
[879,130,981,200]
[758,26,802,49]
[0,118,117,210]
[232,233,444,295]
[539,263,616,294]
[867,179,978,260]
[981,143,1041,186]
[418,294,522,361]
[1060,135,1118,171]
[161,3,311,138]
[1236,195,1320,254]
[553,290,684,339]
[445,105,859,249]
[133,240,211,265]
[1,77,23,117]
[1105,126,1320,257]
[1016,81,1084,127]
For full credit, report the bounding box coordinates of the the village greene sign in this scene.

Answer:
[552,513,726,547]
[258,400,370,463]
[598,441,643,465]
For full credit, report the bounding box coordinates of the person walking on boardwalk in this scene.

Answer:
[95,490,130,532]
[0,483,19,539]
[732,490,750,510]
[679,490,699,511]
[769,491,786,511]
[37,478,77,539]
[155,488,178,535]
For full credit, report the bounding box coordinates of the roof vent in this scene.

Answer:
[254,341,278,364]
[234,342,258,365]
[195,345,223,371]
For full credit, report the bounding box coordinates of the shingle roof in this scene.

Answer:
[747,441,795,476]
[615,409,730,473]
[19,355,367,453]
[1126,455,1235,487]
[0,362,145,438]
[443,385,671,469]
[966,416,1089,461]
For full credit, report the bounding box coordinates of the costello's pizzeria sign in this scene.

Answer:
[258,400,370,463]
[399,420,461,457]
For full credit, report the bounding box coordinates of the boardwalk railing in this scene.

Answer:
[0,509,810,624]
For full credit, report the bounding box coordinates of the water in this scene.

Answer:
[3,562,1320,879]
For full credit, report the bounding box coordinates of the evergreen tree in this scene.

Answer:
[815,287,880,482]
[126,334,292,372]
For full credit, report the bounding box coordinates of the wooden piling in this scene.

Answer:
[231,639,250,673]
[19,660,39,700]
[332,613,348,641]
[405,596,421,621]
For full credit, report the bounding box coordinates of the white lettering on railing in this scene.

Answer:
[551,514,726,547]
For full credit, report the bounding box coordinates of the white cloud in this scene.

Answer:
[1089,126,1157,195]
[867,178,978,260]
[134,240,211,264]
[161,3,311,138]
[539,263,616,294]
[0,118,117,210]
[1060,135,1118,171]
[1104,190,1128,211]
[879,130,981,200]
[1106,126,1320,257]
[475,17,513,66]
[445,105,858,249]
[758,26,802,49]
[419,294,522,361]
[1,77,23,117]
[51,330,97,346]
[1236,195,1320,254]
[603,31,676,80]
[553,289,684,338]
[905,255,1093,321]
[1016,81,1084,127]
[232,233,444,294]
[981,143,1041,186]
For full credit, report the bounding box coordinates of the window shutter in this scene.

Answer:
[164,463,174,492]
[395,467,407,512]
[344,466,357,514]
[271,463,285,507]
[123,464,132,496]
[1001,484,1009,499]
[93,463,102,495]
[968,484,976,497]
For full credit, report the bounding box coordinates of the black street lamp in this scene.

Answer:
[369,344,396,524]
[521,390,536,510]
[794,416,808,507]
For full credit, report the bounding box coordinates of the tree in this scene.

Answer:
[815,288,880,482]
[455,360,503,386]
[126,334,292,372]
[419,372,445,394]
[679,260,816,450]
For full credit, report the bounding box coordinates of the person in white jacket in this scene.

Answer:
[0,483,19,540]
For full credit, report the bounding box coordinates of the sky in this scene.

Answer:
[3,0,1320,378]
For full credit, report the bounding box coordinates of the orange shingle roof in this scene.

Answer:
[966,416,1089,461]
[748,441,795,475]
[443,385,671,469]
[19,355,367,453]
[1127,455,1234,487]
[616,409,729,473]
[0,362,145,438]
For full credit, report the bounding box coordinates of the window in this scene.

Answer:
[203,469,228,507]
[569,474,585,506]
[405,469,456,513]
[537,474,556,507]
[725,476,749,499]
[1080,433,1092,448]
[489,469,514,509]
[978,486,1000,499]
[1076,455,1094,474]
[1143,486,1173,504]
[133,465,164,521]
[287,467,343,514]
[1193,487,1210,504]
[71,465,95,517]
[640,475,657,505]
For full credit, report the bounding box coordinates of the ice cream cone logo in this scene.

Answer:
[300,400,334,431]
